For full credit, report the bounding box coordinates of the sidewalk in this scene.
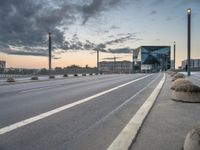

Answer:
[131,74,200,150]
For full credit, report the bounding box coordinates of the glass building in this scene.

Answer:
[133,46,171,72]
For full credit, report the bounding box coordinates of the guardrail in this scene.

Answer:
[0,74,31,79]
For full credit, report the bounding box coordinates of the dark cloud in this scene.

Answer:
[149,10,157,15]
[82,0,124,24]
[166,17,172,21]
[60,33,137,54]
[82,0,104,24]
[110,25,120,29]
[108,47,132,53]
[103,56,122,60]
[0,0,79,55]
[105,33,136,45]
[0,0,126,56]
[151,0,166,5]
[179,0,200,5]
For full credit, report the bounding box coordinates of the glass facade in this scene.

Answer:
[134,46,171,72]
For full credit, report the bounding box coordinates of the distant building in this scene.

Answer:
[133,46,171,72]
[181,59,200,70]
[0,60,6,69]
[99,61,132,73]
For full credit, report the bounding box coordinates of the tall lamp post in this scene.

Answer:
[187,8,191,76]
[173,41,176,70]
[48,32,52,76]
[97,49,99,73]
[114,56,116,73]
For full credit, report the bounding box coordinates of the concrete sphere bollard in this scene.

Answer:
[171,84,200,103]
[184,126,200,150]
[49,75,55,79]
[63,74,68,77]
[170,72,177,77]
[6,77,16,82]
[31,76,38,80]
[171,78,192,90]
[172,73,185,82]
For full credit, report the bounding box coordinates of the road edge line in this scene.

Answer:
[107,73,166,150]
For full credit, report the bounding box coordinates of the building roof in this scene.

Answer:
[134,46,170,51]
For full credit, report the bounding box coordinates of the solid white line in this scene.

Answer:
[77,74,161,138]
[107,74,166,150]
[0,74,152,135]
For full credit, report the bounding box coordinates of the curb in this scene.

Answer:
[107,73,166,150]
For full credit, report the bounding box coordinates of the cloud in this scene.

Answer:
[103,56,122,60]
[166,17,173,21]
[0,0,78,55]
[110,25,120,29]
[149,10,157,15]
[105,33,137,45]
[151,0,166,5]
[82,0,124,24]
[179,0,200,5]
[0,0,126,56]
[108,47,132,53]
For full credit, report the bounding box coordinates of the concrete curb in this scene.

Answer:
[107,74,166,150]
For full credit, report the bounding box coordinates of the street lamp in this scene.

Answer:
[187,8,191,76]
[173,41,176,70]
[97,49,99,73]
[48,32,52,76]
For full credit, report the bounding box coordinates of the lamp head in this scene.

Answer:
[187,8,191,14]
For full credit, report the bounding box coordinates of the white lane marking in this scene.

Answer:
[107,74,166,150]
[77,74,161,138]
[0,74,152,135]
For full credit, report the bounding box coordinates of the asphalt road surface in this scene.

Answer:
[0,73,163,150]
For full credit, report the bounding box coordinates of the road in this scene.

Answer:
[0,73,163,150]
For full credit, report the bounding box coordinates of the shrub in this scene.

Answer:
[74,74,78,77]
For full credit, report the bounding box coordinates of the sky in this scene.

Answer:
[0,0,200,69]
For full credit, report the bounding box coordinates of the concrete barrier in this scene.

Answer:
[184,126,200,150]
[171,84,200,103]
[172,73,185,82]
[171,78,192,90]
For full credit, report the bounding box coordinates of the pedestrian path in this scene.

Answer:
[130,74,200,150]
